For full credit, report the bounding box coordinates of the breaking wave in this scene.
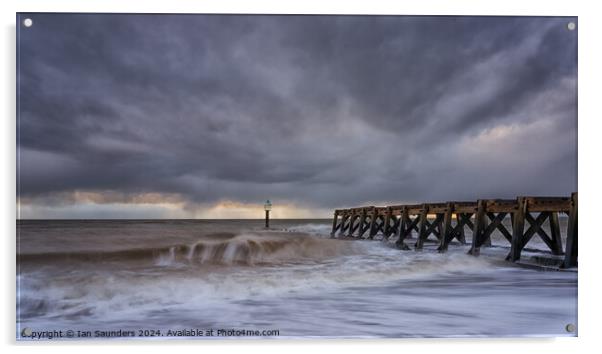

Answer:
[19,232,355,267]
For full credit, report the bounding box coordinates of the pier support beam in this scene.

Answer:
[483,212,511,244]
[563,192,578,268]
[549,211,564,255]
[330,211,340,237]
[414,205,444,249]
[338,213,350,237]
[508,197,527,262]
[357,208,368,238]
[468,200,486,256]
[395,206,412,250]
[415,204,429,250]
[384,213,399,241]
[345,212,354,237]
[347,212,358,237]
[369,214,384,239]
[368,207,378,239]
[508,198,567,262]
[382,207,393,240]
[437,203,454,252]
[454,213,473,245]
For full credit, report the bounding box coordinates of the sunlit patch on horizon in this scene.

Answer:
[17,192,331,219]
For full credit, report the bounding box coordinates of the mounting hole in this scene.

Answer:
[23,18,33,28]
[567,22,576,31]
[565,323,576,333]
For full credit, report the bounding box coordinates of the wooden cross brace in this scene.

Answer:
[438,212,471,252]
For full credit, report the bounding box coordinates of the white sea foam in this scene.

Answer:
[17,220,578,338]
[155,246,176,266]
[285,223,333,236]
[19,241,498,324]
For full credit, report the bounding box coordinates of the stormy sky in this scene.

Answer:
[17,14,577,218]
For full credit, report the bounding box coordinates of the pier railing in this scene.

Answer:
[331,192,577,268]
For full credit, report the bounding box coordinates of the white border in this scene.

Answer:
[3,0,601,353]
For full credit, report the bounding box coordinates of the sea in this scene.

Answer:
[16,219,577,340]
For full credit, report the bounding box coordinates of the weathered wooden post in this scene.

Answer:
[415,204,429,250]
[264,200,272,228]
[563,192,578,268]
[358,208,368,237]
[383,206,392,239]
[438,202,454,253]
[482,213,492,247]
[549,211,564,255]
[395,206,411,250]
[436,219,443,241]
[368,206,378,239]
[468,199,486,256]
[330,210,339,237]
[339,209,349,236]
[347,210,357,237]
[508,197,527,262]
[457,213,467,244]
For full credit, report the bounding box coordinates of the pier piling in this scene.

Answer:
[563,192,578,268]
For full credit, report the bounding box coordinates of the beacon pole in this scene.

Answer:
[264,200,272,228]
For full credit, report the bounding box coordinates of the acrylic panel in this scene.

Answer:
[16,13,578,340]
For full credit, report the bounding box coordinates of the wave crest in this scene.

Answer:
[19,232,354,267]
[163,232,352,266]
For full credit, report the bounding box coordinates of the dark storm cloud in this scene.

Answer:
[17,14,577,213]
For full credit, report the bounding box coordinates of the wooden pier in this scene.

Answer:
[330,192,577,268]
